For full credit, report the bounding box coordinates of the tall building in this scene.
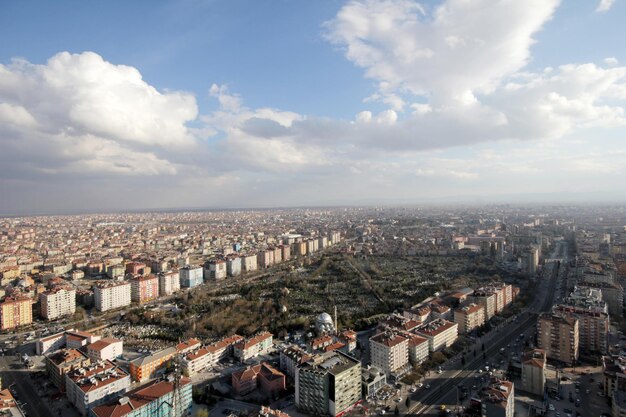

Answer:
[40,286,76,321]
[0,296,33,330]
[130,275,159,304]
[415,319,458,352]
[158,270,180,296]
[296,351,361,417]
[553,304,609,353]
[179,265,203,288]
[454,303,485,334]
[521,349,546,396]
[537,313,579,365]
[93,281,131,312]
[369,332,409,376]
[44,348,90,391]
[226,256,242,277]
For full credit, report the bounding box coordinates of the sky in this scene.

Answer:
[0,0,625,214]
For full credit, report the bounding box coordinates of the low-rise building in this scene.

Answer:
[129,347,177,383]
[362,366,386,397]
[234,332,273,362]
[65,360,130,416]
[232,362,286,397]
[279,345,311,379]
[45,348,91,391]
[87,338,123,362]
[91,377,193,417]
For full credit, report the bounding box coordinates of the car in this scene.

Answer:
[379,410,385,415]
[548,404,555,411]
[585,389,590,394]
[417,383,423,388]
[437,369,442,374]
[409,388,416,393]
[425,384,431,389]
[564,408,572,413]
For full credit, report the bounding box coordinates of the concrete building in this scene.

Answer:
[233,332,273,362]
[40,287,76,321]
[181,335,244,377]
[93,281,131,312]
[405,334,429,365]
[280,245,291,262]
[45,348,91,391]
[279,345,311,379]
[37,331,66,355]
[157,270,180,296]
[241,254,258,272]
[226,256,242,277]
[537,313,579,365]
[130,275,159,304]
[232,362,286,397]
[179,265,203,288]
[129,347,177,383]
[65,360,130,416]
[578,281,624,317]
[415,319,459,352]
[87,338,123,362]
[0,296,32,330]
[553,304,609,353]
[480,379,515,417]
[469,290,498,320]
[369,332,409,376]
[454,303,485,334]
[258,250,274,268]
[521,349,546,396]
[91,377,193,417]
[296,351,361,417]
[207,260,227,280]
[362,366,386,397]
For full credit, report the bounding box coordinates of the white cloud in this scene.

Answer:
[605,57,619,66]
[325,0,560,106]
[0,52,199,177]
[596,0,616,12]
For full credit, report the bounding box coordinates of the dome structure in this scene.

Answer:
[315,312,335,335]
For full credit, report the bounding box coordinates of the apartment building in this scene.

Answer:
[280,245,291,262]
[369,332,409,376]
[45,348,91,391]
[241,254,258,272]
[157,270,180,296]
[578,281,624,317]
[65,361,130,416]
[296,351,361,417]
[258,250,274,268]
[129,347,177,383]
[37,331,67,355]
[130,275,159,304]
[454,303,485,334]
[207,259,227,280]
[226,256,242,277]
[179,265,203,288]
[87,338,123,362]
[181,335,244,377]
[415,319,459,352]
[91,377,193,417]
[602,354,626,398]
[521,349,546,396]
[93,281,131,312]
[468,290,497,320]
[234,332,274,362]
[553,304,609,353]
[537,313,579,365]
[40,286,76,321]
[480,379,515,417]
[280,345,311,379]
[0,296,32,330]
[405,334,429,365]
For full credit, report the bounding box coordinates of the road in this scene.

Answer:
[406,242,567,416]
[0,354,56,417]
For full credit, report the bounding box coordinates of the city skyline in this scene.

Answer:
[1,0,626,214]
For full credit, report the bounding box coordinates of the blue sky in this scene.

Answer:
[0,0,625,214]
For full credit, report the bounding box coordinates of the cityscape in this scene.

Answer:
[1,1,626,417]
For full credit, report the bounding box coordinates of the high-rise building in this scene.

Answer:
[296,351,361,417]
[537,313,579,365]
[554,304,609,353]
[179,265,203,288]
[480,379,515,417]
[369,332,409,376]
[521,349,546,396]
[130,275,159,304]
[40,287,76,320]
[0,296,33,330]
[415,319,458,352]
[454,303,485,334]
[93,281,131,312]
[158,271,180,296]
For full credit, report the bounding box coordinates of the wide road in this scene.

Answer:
[407,242,566,416]
[0,354,55,417]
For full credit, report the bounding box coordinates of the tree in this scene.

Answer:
[394,406,399,415]
[405,397,411,407]
[481,343,485,352]
[483,352,486,360]
[461,357,466,366]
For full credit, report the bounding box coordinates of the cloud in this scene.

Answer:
[325,0,560,106]
[596,0,616,12]
[0,51,199,178]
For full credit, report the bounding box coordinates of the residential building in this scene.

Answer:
[296,351,361,417]
[480,379,515,417]
[369,332,409,376]
[279,345,311,379]
[537,313,579,365]
[602,354,626,398]
[45,348,91,391]
[179,265,203,288]
[468,290,497,320]
[207,260,227,280]
[454,303,485,334]
[87,338,123,362]
[40,287,76,320]
[90,377,193,417]
[521,349,546,396]
[181,335,244,377]
[130,275,159,304]
[93,281,131,312]
[578,281,624,317]
[280,245,291,262]
[175,338,201,355]
[157,271,180,296]
[553,304,609,353]
[65,361,130,416]
[415,319,459,352]
[362,366,386,397]
[129,347,177,383]
[233,332,273,362]
[226,256,242,277]
[241,254,258,272]
[66,330,101,349]
[37,331,66,355]
[0,296,32,330]
[405,334,429,365]
[232,362,286,397]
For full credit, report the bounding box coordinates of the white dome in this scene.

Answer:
[317,312,333,324]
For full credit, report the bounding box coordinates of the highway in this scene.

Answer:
[406,242,567,416]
